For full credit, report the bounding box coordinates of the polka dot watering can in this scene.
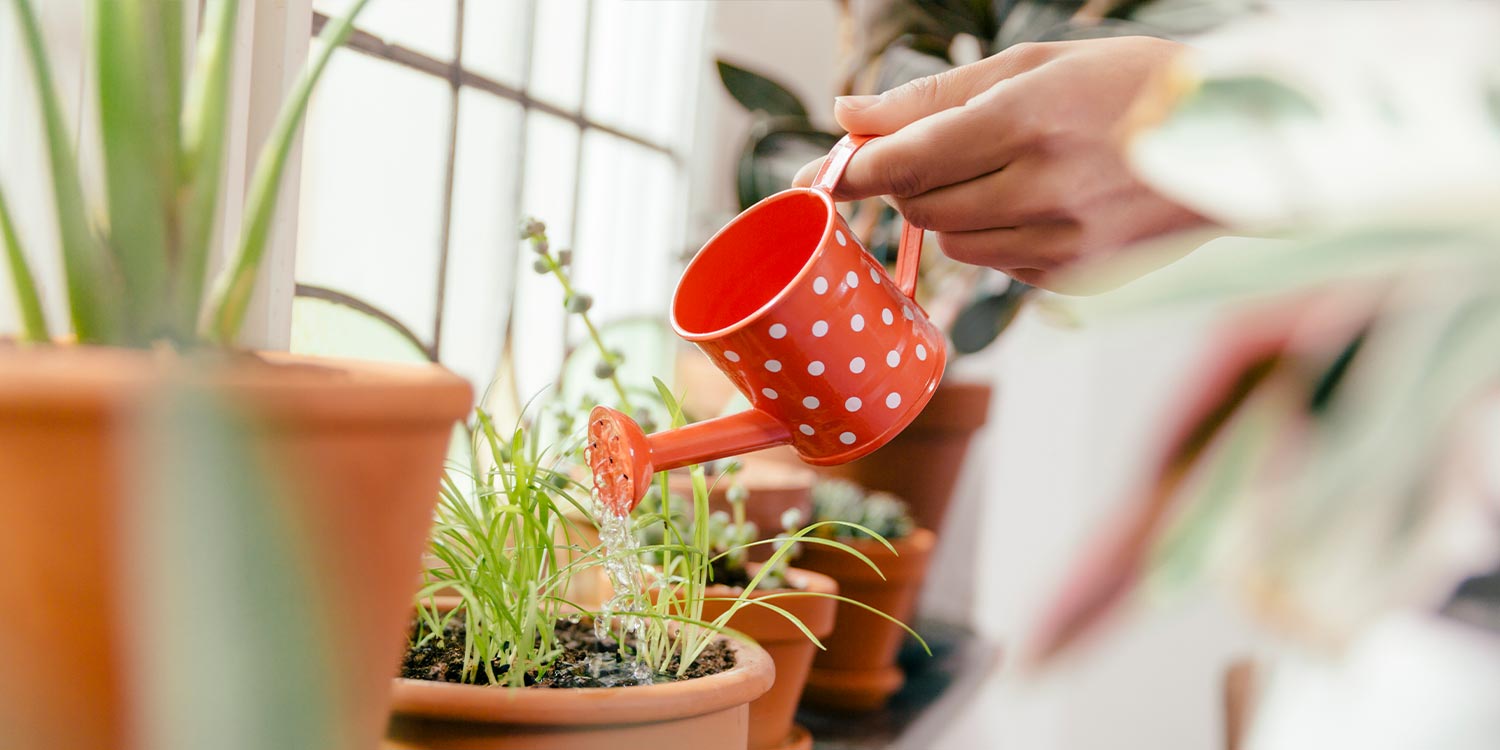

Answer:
[590,134,947,514]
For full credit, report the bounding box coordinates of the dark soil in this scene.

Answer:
[400,617,734,688]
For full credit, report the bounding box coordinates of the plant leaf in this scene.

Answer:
[178,0,242,335]
[94,0,180,342]
[204,0,372,343]
[950,280,1034,354]
[0,185,50,341]
[9,0,118,342]
[128,382,338,750]
[717,60,809,119]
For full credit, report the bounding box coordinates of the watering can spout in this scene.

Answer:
[588,406,791,515]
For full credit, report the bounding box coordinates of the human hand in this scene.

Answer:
[795,37,1209,291]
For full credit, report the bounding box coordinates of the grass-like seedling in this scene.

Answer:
[809,479,917,540]
[413,407,597,686]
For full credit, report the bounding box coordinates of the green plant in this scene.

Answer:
[414,407,596,686]
[810,478,917,541]
[1031,23,1500,661]
[0,0,371,346]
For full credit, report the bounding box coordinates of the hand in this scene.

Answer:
[795,37,1208,291]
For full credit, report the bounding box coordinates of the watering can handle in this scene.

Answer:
[811,134,925,301]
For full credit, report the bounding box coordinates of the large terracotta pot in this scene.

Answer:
[820,380,992,532]
[0,347,470,750]
[700,566,838,750]
[387,636,776,749]
[796,528,936,711]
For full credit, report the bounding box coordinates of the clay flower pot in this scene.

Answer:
[387,637,776,749]
[700,566,838,750]
[821,380,991,532]
[0,347,470,750]
[795,528,936,711]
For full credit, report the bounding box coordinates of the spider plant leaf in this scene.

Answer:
[716,60,808,119]
[0,185,50,341]
[8,0,117,342]
[204,0,372,344]
[94,0,180,342]
[178,0,241,331]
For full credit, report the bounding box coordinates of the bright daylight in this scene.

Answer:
[2,1,1498,749]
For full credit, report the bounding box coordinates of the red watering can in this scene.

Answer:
[589,135,947,514]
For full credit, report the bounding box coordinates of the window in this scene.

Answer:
[288,0,709,402]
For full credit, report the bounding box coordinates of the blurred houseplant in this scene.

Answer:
[797,479,935,711]
[0,2,472,749]
[1025,0,1500,709]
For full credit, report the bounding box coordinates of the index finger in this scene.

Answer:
[827,85,1026,202]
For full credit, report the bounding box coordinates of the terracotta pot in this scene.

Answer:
[668,457,815,562]
[0,347,470,750]
[820,380,992,532]
[700,566,838,750]
[795,528,936,711]
[387,631,776,749]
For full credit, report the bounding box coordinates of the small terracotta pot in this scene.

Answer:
[795,528,936,711]
[668,457,815,562]
[0,347,470,750]
[700,566,838,750]
[820,380,991,532]
[387,630,776,749]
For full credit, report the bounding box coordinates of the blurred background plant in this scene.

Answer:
[810,478,918,541]
[1026,0,1500,690]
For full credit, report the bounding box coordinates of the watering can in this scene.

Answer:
[589,135,947,514]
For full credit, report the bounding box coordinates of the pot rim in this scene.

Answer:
[0,346,471,424]
[388,635,775,725]
[701,564,838,599]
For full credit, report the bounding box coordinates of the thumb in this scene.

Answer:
[834,64,997,135]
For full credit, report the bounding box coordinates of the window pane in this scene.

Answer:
[462,0,529,88]
[573,131,680,323]
[315,0,456,61]
[584,1,705,144]
[438,91,524,395]
[510,110,581,401]
[295,51,451,342]
[527,0,586,109]
[289,296,430,364]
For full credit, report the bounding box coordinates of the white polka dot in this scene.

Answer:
[845,397,862,412]
[769,323,787,339]
[869,267,881,283]
[802,396,820,409]
[882,308,894,325]
[813,276,828,295]
[835,230,847,246]
[850,357,865,374]
[887,350,901,367]
[903,307,914,320]
[916,344,928,361]
[807,361,825,376]
[812,320,829,337]
[886,392,902,408]
[799,424,815,436]
[762,388,778,400]
[724,350,740,362]
[839,431,857,445]
[765,359,782,372]
[851,314,865,332]
[846,271,860,288]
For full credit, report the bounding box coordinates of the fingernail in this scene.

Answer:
[835,95,880,111]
